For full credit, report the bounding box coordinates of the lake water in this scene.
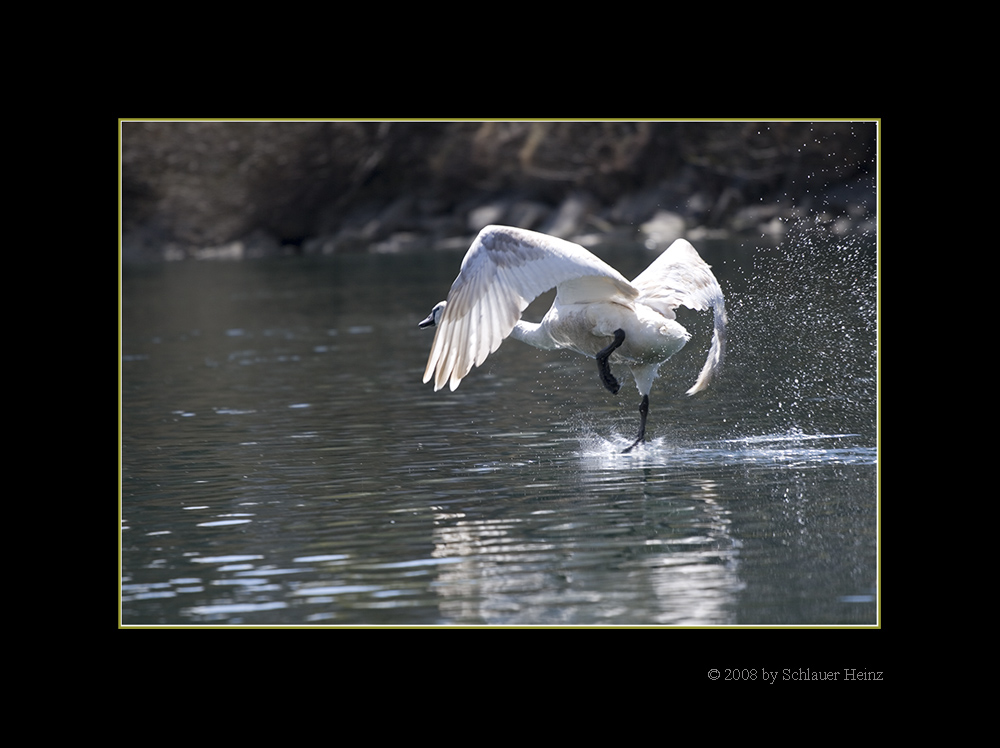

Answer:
[120,229,878,626]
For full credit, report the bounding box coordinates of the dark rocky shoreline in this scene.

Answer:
[120,121,877,261]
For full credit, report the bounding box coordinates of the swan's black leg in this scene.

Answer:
[596,328,626,394]
[622,394,649,453]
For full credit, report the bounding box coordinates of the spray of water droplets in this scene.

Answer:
[721,219,877,441]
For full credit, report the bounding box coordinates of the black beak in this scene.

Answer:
[418,314,435,329]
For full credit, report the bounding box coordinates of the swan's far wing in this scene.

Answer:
[631,239,727,395]
[424,226,635,391]
[631,238,724,317]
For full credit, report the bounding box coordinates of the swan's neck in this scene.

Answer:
[511,320,560,351]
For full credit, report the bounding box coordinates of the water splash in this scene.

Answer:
[720,221,877,441]
[568,219,878,465]
[575,429,875,468]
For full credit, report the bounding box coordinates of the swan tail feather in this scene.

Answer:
[686,300,727,396]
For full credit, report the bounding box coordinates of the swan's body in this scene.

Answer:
[419,225,726,451]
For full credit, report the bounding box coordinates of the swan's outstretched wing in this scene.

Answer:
[631,238,723,317]
[424,225,636,391]
[631,239,727,395]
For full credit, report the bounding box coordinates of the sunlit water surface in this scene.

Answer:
[121,231,877,625]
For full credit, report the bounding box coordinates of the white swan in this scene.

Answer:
[419,225,727,452]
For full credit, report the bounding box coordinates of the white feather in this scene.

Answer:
[420,225,727,446]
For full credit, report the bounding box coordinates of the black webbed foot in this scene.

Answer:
[595,329,626,395]
[622,437,643,453]
[599,361,620,394]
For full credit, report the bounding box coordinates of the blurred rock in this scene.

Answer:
[640,210,686,248]
[467,203,507,232]
[541,192,592,238]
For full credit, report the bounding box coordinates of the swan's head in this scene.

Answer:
[419,301,447,329]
